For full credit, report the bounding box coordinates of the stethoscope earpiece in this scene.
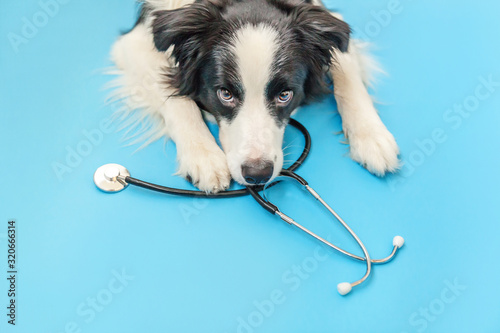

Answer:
[393,236,405,248]
[336,235,405,296]
[93,119,404,296]
[260,172,405,296]
[337,282,353,296]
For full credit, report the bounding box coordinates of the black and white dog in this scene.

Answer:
[110,0,400,192]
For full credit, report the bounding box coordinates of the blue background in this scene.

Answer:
[1,0,499,332]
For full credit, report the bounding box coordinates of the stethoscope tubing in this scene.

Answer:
[258,170,401,293]
[255,171,401,265]
[98,117,404,296]
[119,118,311,198]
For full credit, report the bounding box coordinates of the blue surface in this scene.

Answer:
[1,0,500,332]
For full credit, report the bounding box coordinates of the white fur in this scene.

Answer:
[349,40,385,88]
[108,23,169,149]
[145,0,195,11]
[108,0,400,192]
[110,14,230,193]
[331,42,400,175]
[219,24,284,185]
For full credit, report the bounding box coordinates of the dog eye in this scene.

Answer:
[277,90,293,104]
[217,88,234,103]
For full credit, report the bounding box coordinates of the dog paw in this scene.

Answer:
[347,125,400,176]
[176,142,231,193]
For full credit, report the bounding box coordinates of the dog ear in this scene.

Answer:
[290,5,350,102]
[152,2,222,53]
[152,2,222,96]
[292,5,350,55]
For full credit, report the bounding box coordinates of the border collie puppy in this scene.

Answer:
[110,0,400,192]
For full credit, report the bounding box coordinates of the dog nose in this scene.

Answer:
[241,160,274,184]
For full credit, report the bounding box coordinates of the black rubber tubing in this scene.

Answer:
[124,118,312,198]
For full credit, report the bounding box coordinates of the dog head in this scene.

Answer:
[152,0,350,185]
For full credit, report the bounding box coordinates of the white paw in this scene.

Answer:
[176,142,231,193]
[348,125,400,176]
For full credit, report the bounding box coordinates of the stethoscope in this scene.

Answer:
[94,119,404,295]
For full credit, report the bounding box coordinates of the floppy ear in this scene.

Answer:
[292,5,350,56]
[152,3,222,53]
[290,5,351,102]
[152,2,222,96]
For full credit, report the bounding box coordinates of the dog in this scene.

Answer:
[110,0,400,193]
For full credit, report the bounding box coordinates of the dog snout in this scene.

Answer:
[241,160,274,184]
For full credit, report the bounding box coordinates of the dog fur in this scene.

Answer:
[109,0,400,192]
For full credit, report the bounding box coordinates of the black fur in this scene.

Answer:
[151,0,350,123]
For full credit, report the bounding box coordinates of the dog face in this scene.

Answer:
[152,0,350,185]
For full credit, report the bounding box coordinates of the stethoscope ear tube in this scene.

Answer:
[94,118,404,296]
[257,171,404,296]
[245,170,308,214]
[246,186,279,214]
[279,169,308,185]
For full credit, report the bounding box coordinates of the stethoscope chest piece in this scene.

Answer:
[93,119,405,296]
[94,163,130,192]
